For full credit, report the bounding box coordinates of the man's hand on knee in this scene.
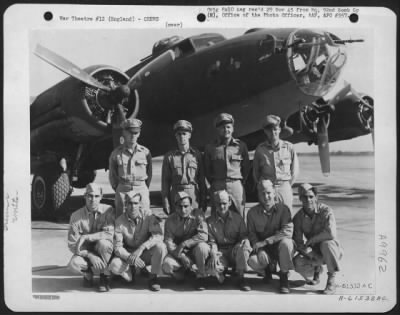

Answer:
[88,254,106,272]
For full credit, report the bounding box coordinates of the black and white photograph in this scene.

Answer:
[3,4,396,312]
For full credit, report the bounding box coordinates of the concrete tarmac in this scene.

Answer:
[32,155,375,296]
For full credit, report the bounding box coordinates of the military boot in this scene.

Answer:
[263,268,273,283]
[323,272,336,295]
[279,272,290,294]
[98,274,111,292]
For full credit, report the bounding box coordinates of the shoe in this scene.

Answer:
[237,277,251,291]
[323,273,336,295]
[98,274,110,292]
[148,275,161,292]
[279,272,290,294]
[82,270,93,288]
[307,268,321,285]
[195,277,206,291]
[263,268,273,283]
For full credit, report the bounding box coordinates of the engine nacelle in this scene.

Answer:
[31,66,139,150]
[286,93,374,144]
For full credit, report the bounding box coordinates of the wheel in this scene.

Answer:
[32,172,51,218]
[32,168,72,219]
[52,172,72,211]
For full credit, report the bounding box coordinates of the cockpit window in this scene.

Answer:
[287,29,347,97]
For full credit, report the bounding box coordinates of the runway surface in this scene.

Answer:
[32,154,375,296]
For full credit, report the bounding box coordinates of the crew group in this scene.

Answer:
[67,113,343,294]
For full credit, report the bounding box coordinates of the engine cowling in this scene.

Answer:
[31,66,139,150]
[286,92,374,144]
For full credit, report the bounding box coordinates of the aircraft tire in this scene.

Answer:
[32,170,52,218]
[32,169,72,219]
[52,171,72,213]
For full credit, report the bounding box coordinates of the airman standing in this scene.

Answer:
[109,118,152,217]
[204,113,250,218]
[161,120,206,214]
[253,115,299,213]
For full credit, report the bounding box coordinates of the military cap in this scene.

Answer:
[262,115,281,129]
[174,191,192,204]
[85,183,102,195]
[214,113,234,128]
[173,120,193,133]
[121,118,142,130]
[298,183,316,196]
[124,191,142,202]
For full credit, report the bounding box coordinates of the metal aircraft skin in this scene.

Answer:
[30,28,374,216]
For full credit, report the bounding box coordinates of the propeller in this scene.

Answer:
[350,87,374,148]
[35,44,111,92]
[317,115,330,176]
[314,82,351,176]
[34,44,176,124]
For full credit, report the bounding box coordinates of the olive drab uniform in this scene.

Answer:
[161,147,206,213]
[204,138,250,218]
[109,144,152,217]
[253,139,299,213]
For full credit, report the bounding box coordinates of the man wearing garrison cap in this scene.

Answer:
[109,118,153,217]
[161,120,206,214]
[109,191,167,291]
[293,183,343,295]
[162,191,210,291]
[253,114,299,214]
[204,113,251,218]
[67,183,115,292]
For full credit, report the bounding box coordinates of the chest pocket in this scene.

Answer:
[187,160,198,181]
[172,156,183,177]
[135,159,148,177]
[117,155,130,176]
[279,158,291,173]
[229,154,242,169]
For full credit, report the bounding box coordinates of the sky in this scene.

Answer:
[30,27,374,152]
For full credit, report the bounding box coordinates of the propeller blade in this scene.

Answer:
[34,44,111,92]
[128,50,175,89]
[317,116,330,176]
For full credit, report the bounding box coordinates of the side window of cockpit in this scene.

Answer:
[257,35,275,62]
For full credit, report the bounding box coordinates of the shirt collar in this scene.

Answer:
[302,204,321,218]
[174,146,196,155]
[264,139,282,151]
[123,144,143,154]
[215,137,240,146]
[125,210,144,224]
[259,203,277,215]
[85,205,105,216]
[215,211,232,223]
